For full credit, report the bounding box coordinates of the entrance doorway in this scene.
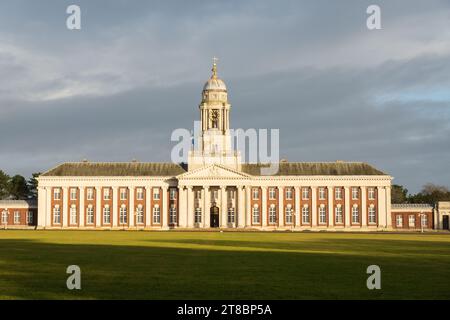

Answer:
[210,205,219,228]
[443,215,449,230]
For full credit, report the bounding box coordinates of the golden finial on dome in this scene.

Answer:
[211,56,219,79]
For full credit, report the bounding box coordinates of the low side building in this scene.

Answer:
[0,200,38,229]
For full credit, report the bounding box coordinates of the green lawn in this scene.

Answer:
[0,230,449,300]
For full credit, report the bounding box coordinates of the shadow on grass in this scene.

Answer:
[0,237,449,300]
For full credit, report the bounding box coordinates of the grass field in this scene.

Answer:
[0,230,449,300]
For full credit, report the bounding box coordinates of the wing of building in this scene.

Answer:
[11,61,444,231]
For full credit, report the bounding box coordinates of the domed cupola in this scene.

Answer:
[202,58,228,103]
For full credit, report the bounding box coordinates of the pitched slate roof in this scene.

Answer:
[241,162,387,176]
[41,162,187,177]
[41,161,387,177]
[0,200,37,208]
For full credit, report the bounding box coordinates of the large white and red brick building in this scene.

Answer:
[2,62,449,231]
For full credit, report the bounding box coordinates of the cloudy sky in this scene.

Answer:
[0,0,449,192]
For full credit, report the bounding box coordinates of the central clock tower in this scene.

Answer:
[188,58,241,171]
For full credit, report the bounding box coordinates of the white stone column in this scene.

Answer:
[278,187,284,227]
[261,187,267,227]
[145,186,151,227]
[385,186,392,228]
[187,186,195,227]
[112,186,118,227]
[37,187,47,228]
[95,187,102,227]
[246,186,251,227]
[45,187,51,227]
[179,186,187,228]
[204,187,210,228]
[328,187,334,227]
[294,187,301,228]
[377,187,386,228]
[344,186,350,227]
[221,186,227,227]
[79,187,85,228]
[311,186,317,227]
[162,186,168,229]
[361,187,367,227]
[238,186,246,228]
[129,187,135,228]
[62,187,68,227]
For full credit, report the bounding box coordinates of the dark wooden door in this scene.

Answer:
[443,215,449,230]
[210,206,219,228]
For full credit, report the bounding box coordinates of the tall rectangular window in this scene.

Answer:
[103,188,111,201]
[119,206,127,224]
[352,187,359,200]
[335,187,342,200]
[396,215,403,227]
[252,206,260,224]
[70,205,77,225]
[227,207,235,224]
[269,205,277,224]
[136,206,144,224]
[252,188,260,200]
[335,206,343,224]
[319,207,327,224]
[195,207,202,224]
[103,206,111,224]
[319,188,326,200]
[27,211,33,224]
[87,207,94,224]
[352,206,359,223]
[169,188,177,200]
[54,188,61,200]
[302,206,310,224]
[70,188,77,201]
[368,207,376,224]
[153,206,161,224]
[14,211,20,224]
[87,188,94,201]
[421,215,428,228]
[120,188,128,201]
[269,188,276,200]
[53,207,61,224]
[169,205,177,224]
[302,188,309,200]
[153,188,160,200]
[136,188,144,200]
[408,215,415,228]
[285,206,293,224]
[368,188,375,200]
[285,188,293,200]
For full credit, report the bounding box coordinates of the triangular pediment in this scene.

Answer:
[177,164,252,180]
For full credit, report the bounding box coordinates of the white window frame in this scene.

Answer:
[14,211,20,224]
[396,215,403,227]
[195,207,202,224]
[252,188,259,200]
[53,206,61,224]
[368,206,376,224]
[319,188,326,200]
[302,188,309,200]
[103,206,111,224]
[54,188,61,201]
[136,188,144,201]
[153,188,160,200]
[70,205,77,225]
[227,207,235,224]
[70,188,77,201]
[335,206,343,224]
[269,188,276,200]
[269,204,277,224]
[252,205,260,224]
[103,188,111,201]
[153,205,161,224]
[408,215,415,228]
[119,205,127,224]
[120,188,128,201]
[285,205,293,224]
[87,188,94,201]
[352,206,360,224]
[87,206,94,225]
[335,187,342,200]
[319,206,327,224]
[352,187,359,200]
[368,188,375,200]
[169,204,177,224]
[27,211,33,224]
[285,188,293,200]
[169,188,177,201]
[302,206,310,224]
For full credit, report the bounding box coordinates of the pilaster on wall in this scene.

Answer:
[179,187,187,228]
[62,187,68,227]
[79,187,85,228]
[311,186,317,227]
[221,186,227,227]
[361,187,367,227]
[327,187,334,227]
[238,186,246,228]
[204,187,210,228]
[261,187,267,227]
[161,186,168,228]
[112,187,118,227]
[294,187,300,227]
[145,187,151,227]
[344,187,350,227]
[95,187,101,227]
[129,187,135,228]
[278,187,284,228]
